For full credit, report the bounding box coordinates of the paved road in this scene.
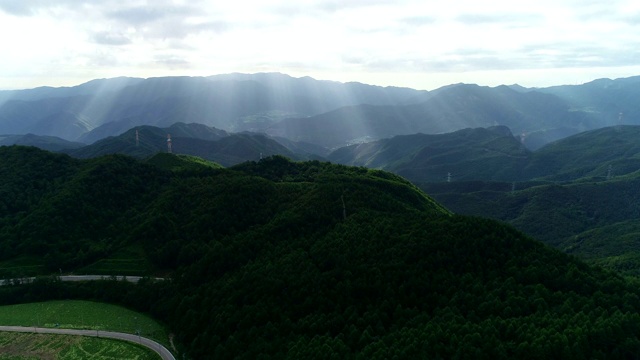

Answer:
[0,275,165,286]
[0,325,176,360]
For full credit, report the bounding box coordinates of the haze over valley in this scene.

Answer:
[1,72,639,151]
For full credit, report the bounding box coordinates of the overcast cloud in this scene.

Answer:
[1,0,640,90]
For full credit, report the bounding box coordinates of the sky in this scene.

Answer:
[1,0,640,91]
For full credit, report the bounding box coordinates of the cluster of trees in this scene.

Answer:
[0,147,173,271]
[4,146,640,358]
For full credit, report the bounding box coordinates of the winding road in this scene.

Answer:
[0,275,175,359]
[0,325,176,360]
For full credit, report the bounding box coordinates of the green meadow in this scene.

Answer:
[0,300,169,348]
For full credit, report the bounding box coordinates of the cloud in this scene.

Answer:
[102,4,229,41]
[315,0,400,13]
[155,55,191,69]
[86,51,121,67]
[455,12,545,26]
[0,0,113,16]
[621,12,640,25]
[129,19,229,41]
[93,31,131,46]
[107,7,167,25]
[106,4,198,26]
[400,16,436,26]
[2,0,640,91]
[0,0,39,16]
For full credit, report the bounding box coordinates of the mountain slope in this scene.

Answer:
[0,134,84,152]
[329,126,530,182]
[560,219,640,276]
[524,125,640,181]
[0,73,428,142]
[4,148,640,358]
[66,123,302,166]
[330,124,640,183]
[268,83,595,149]
[0,77,144,105]
[418,169,640,276]
[538,76,640,124]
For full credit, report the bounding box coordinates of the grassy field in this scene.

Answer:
[0,300,169,348]
[0,332,160,359]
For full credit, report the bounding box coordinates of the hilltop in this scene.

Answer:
[328,126,530,182]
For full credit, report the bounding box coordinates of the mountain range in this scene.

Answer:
[5,72,640,358]
[60,122,327,167]
[0,73,425,144]
[2,73,640,151]
[6,99,640,252]
[9,120,640,277]
[328,124,640,183]
[396,124,640,275]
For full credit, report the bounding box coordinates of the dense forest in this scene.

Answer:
[3,146,640,358]
[419,173,640,277]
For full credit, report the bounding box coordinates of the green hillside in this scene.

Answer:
[334,124,640,278]
[145,153,223,172]
[560,220,640,276]
[420,172,640,275]
[330,124,640,183]
[328,126,530,183]
[4,147,640,358]
[0,147,446,274]
[66,123,301,167]
[524,125,640,181]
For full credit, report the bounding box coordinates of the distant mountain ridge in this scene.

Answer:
[0,133,84,152]
[62,122,320,167]
[0,73,427,143]
[1,73,639,150]
[330,124,640,183]
[271,83,584,149]
[328,126,529,182]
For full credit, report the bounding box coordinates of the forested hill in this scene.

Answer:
[4,146,640,358]
[0,146,447,272]
[64,123,302,167]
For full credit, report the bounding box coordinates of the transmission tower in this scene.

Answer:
[135,130,139,147]
[167,134,172,154]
